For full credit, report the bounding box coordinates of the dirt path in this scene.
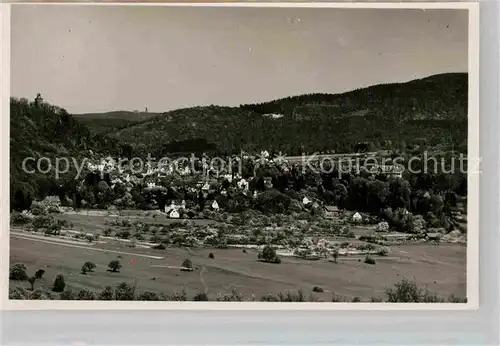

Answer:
[11,234,165,260]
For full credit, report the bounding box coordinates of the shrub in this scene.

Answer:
[258,245,281,264]
[375,221,389,232]
[10,211,31,225]
[364,256,376,265]
[208,253,214,259]
[153,243,166,250]
[117,231,131,239]
[81,261,96,274]
[181,258,193,270]
[77,289,97,300]
[370,296,383,302]
[193,292,209,301]
[385,278,423,302]
[138,291,160,301]
[114,282,136,300]
[98,286,114,300]
[103,228,113,237]
[9,263,28,281]
[59,290,77,300]
[262,290,305,302]
[351,296,361,302]
[52,275,66,292]
[168,289,187,301]
[108,260,122,272]
[377,248,389,256]
[216,289,244,302]
[312,286,324,293]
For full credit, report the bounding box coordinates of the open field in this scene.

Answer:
[10,230,466,301]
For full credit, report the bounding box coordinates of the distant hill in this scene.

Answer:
[107,73,468,156]
[73,111,160,134]
[10,73,468,210]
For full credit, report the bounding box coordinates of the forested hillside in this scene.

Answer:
[109,73,467,157]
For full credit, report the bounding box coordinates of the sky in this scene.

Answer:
[11,5,469,114]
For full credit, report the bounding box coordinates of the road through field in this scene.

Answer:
[11,234,164,260]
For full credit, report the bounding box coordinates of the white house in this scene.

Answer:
[169,209,180,219]
[212,200,219,210]
[352,212,362,223]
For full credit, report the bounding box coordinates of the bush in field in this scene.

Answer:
[52,274,66,292]
[30,201,47,216]
[168,289,188,301]
[370,296,383,302]
[385,278,422,302]
[216,289,244,302]
[33,215,53,229]
[34,269,45,280]
[117,230,131,239]
[377,247,389,256]
[10,211,31,225]
[77,289,97,300]
[114,282,137,300]
[108,260,122,272]
[9,263,28,281]
[261,290,306,302]
[59,290,77,300]
[81,261,96,274]
[181,258,193,270]
[208,253,214,259]
[193,292,209,301]
[28,288,55,300]
[375,221,389,232]
[138,291,160,301]
[312,286,324,293]
[98,286,114,300]
[258,245,281,264]
[364,256,376,265]
[103,228,113,237]
[351,296,361,302]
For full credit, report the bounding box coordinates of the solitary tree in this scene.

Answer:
[52,274,66,292]
[81,261,96,275]
[108,260,122,273]
[34,269,45,280]
[182,258,193,270]
[258,245,281,264]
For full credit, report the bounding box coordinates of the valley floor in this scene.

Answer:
[10,230,466,301]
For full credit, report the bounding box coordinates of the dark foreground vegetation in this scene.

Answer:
[9,265,466,302]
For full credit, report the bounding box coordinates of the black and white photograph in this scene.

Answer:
[5,3,479,306]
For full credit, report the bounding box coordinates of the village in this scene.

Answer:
[9,147,467,302]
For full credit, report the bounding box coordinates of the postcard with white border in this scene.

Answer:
[1,1,480,310]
